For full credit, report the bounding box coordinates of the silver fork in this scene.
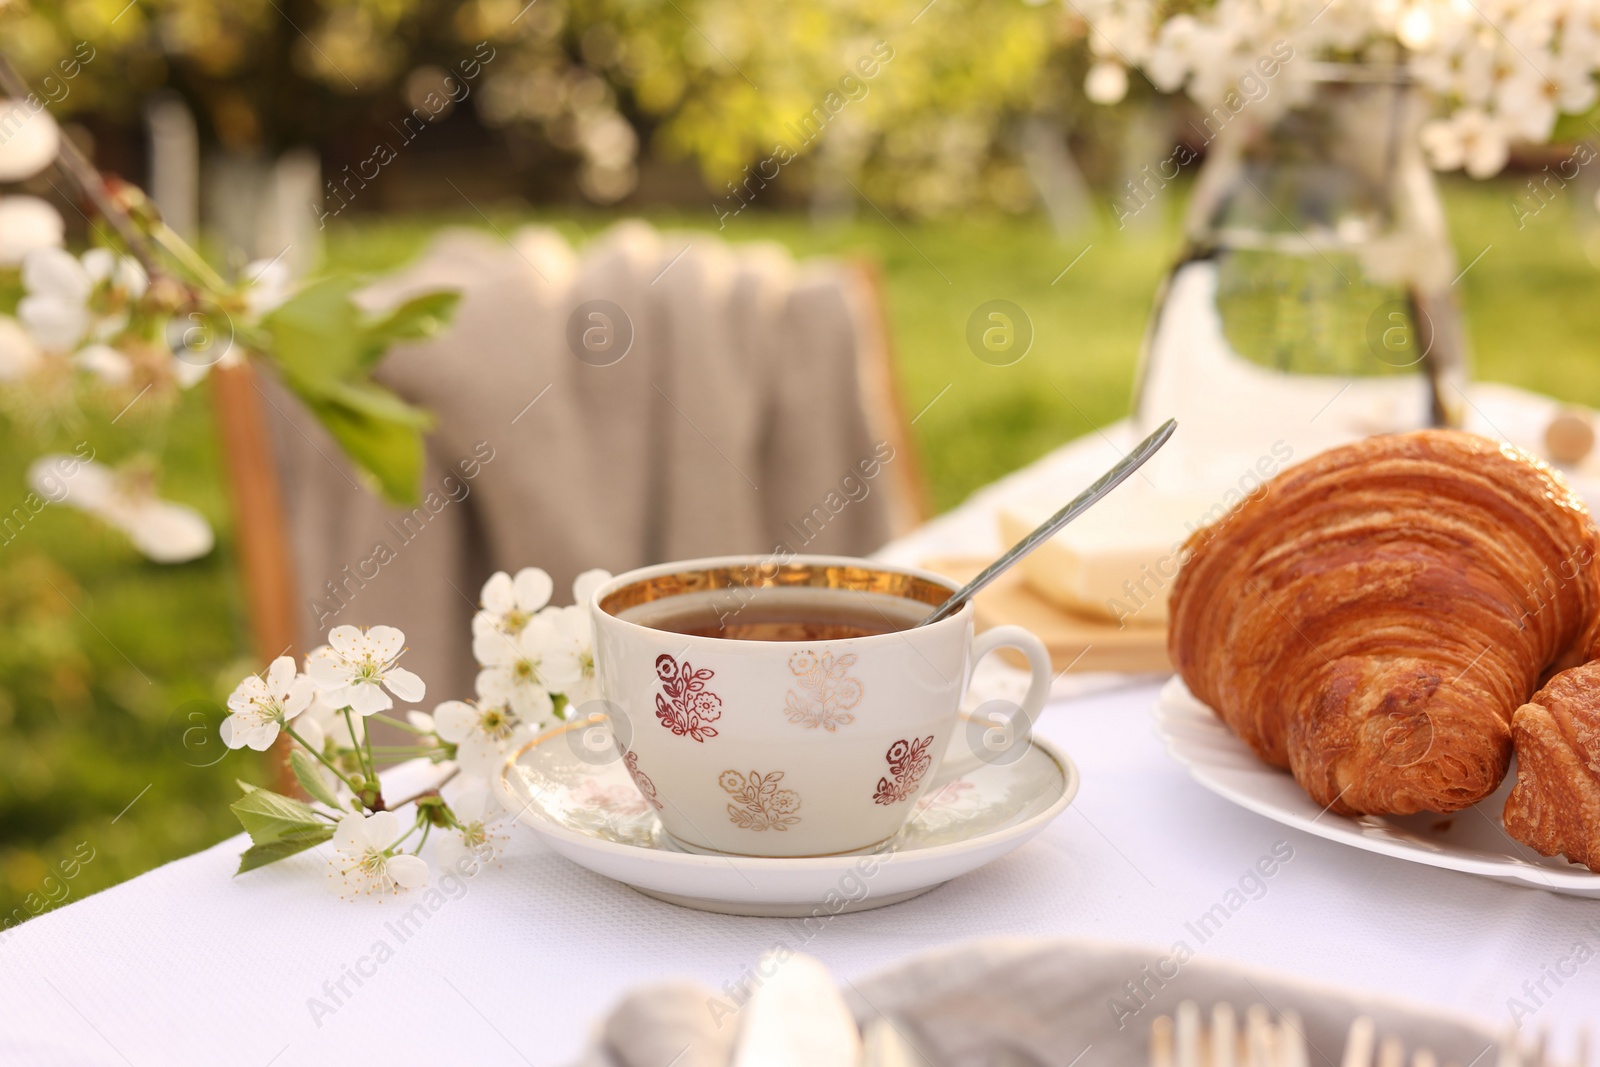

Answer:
[1342,1017,1591,1067]
[1151,1001,1309,1067]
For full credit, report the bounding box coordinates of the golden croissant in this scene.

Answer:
[1169,430,1600,816]
[1505,662,1600,870]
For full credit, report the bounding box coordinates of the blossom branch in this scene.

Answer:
[283,724,363,798]
[0,51,168,282]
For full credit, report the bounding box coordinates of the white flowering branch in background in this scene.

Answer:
[0,48,461,565]
[1068,0,1600,178]
[221,567,608,897]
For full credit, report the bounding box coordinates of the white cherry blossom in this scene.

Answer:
[1085,60,1130,104]
[433,699,535,776]
[543,606,601,704]
[26,454,215,563]
[18,247,147,352]
[473,567,554,640]
[1420,109,1510,179]
[434,782,508,871]
[18,248,94,351]
[571,568,611,610]
[73,343,133,386]
[220,656,314,751]
[243,257,293,317]
[307,625,426,715]
[473,612,574,722]
[0,100,61,181]
[328,811,429,896]
[0,196,64,265]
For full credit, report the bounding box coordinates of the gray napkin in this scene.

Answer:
[575,937,1497,1067]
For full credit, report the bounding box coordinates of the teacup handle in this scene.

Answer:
[935,624,1053,781]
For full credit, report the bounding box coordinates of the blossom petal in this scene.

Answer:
[0,197,64,266]
[245,722,280,751]
[432,700,477,743]
[475,668,512,706]
[452,782,495,823]
[386,853,430,889]
[81,248,114,284]
[17,294,87,351]
[382,666,425,704]
[454,735,509,776]
[512,568,553,612]
[508,684,554,723]
[480,571,514,614]
[226,675,268,715]
[572,569,611,609]
[306,648,348,690]
[0,101,60,182]
[539,646,584,692]
[326,625,365,658]
[365,624,406,662]
[114,257,148,300]
[345,682,393,716]
[282,677,315,720]
[473,630,518,668]
[265,656,298,697]
[334,812,367,851]
[219,716,243,750]
[73,344,133,386]
[312,686,357,716]
[363,810,401,847]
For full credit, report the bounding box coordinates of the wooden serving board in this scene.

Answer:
[920,556,1172,675]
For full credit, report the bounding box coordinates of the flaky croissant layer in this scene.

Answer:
[1505,662,1600,870]
[1169,430,1600,816]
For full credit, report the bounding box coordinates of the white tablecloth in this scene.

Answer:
[7,394,1600,1066]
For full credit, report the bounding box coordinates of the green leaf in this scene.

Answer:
[290,750,344,810]
[234,825,336,875]
[230,788,325,846]
[299,390,428,507]
[236,779,260,794]
[259,277,364,391]
[322,378,433,428]
[358,290,461,369]
[257,277,455,506]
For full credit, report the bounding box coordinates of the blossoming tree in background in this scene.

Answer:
[1070,0,1600,179]
[6,0,1600,236]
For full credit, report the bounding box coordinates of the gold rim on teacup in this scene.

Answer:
[597,559,954,622]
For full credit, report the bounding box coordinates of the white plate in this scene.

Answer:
[498,726,1079,916]
[1153,676,1600,898]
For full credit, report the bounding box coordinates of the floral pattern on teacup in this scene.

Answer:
[622,750,663,811]
[720,769,801,831]
[873,735,934,805]
[653,653,721,741]
[783,650,863,731]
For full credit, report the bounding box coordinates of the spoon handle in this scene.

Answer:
[919,418,1178,626]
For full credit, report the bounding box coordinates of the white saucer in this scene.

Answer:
[497,727,1079,916]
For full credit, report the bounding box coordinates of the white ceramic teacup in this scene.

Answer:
[587,555,1053,858]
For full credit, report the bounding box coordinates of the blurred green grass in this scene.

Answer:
[2,173,1597,921]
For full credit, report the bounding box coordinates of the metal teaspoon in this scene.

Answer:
[917,417,1178,626]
